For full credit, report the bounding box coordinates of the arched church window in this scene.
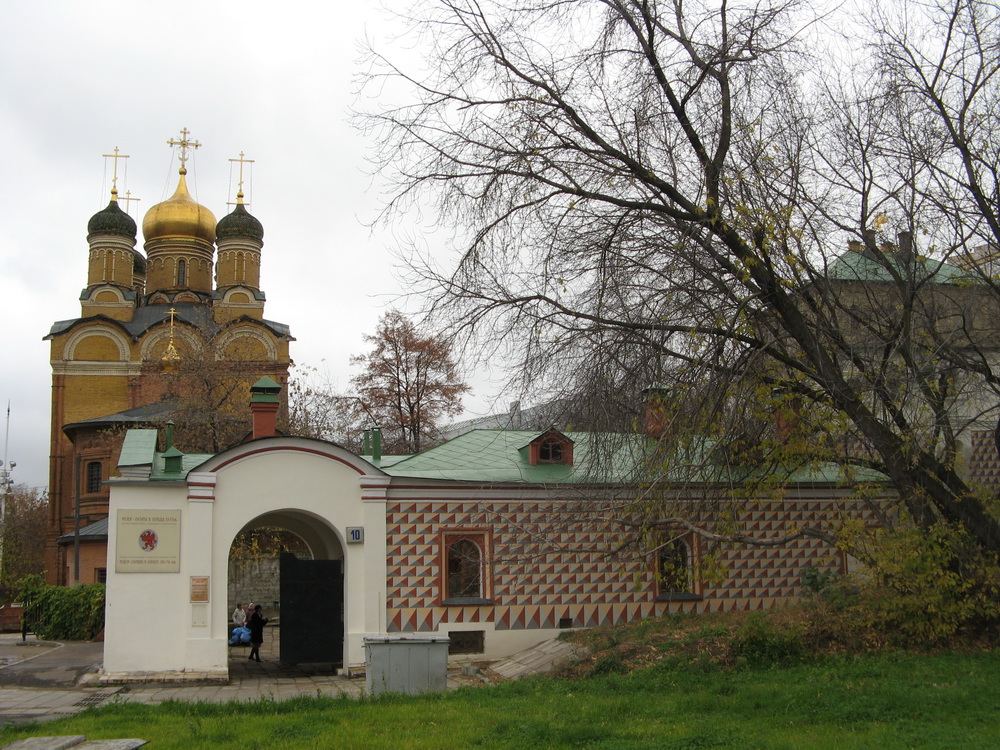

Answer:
[85,461,103,494]
[656,534,700,600]
[447,538,482,599]
[177,259,186,286]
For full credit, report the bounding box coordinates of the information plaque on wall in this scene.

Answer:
[190,576,209,602]
[346,527,364,544]
[115,509,181,573]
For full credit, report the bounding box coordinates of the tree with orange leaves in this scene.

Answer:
[351,311,469,454]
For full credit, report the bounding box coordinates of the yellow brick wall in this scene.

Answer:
[72,336,121,361]
[61,375,131,426]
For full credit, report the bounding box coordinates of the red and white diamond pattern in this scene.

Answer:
[385,495,876,632]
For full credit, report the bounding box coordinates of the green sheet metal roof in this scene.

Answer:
[382,430,885,486]
[117,428,212,480]
[827,250,969,284]
[118,429,159,468]
[117,427,884,487]
[382,430,649,484]
[150,450,213,480]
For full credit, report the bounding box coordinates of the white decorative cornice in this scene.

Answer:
[51,361,142,376]
[186,471,217,503]
[361,475,392,503]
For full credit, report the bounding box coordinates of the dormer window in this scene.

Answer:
[539,439,563,462]
[526,429,574,466]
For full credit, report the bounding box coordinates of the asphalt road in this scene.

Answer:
[0,640,103,688]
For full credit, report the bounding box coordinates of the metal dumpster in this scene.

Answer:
[364,635,451,695]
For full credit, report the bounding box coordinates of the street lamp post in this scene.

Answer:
[0,458,15,588]
[1,401,16,588]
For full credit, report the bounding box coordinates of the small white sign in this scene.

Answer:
[346,527,364,544]
[191,603,208,627]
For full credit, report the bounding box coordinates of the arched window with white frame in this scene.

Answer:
[655,532,702,600]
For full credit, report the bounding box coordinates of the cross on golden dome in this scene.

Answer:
[167,128,201,175]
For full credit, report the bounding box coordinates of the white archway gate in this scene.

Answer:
[103,437,389,682]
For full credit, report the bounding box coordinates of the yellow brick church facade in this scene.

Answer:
[44,133,292,584]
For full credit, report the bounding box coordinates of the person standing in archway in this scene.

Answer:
[247,604,269,663]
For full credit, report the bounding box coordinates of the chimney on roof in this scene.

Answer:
[641,385,672,439]
[163,445,184,474]
[898,231,913,258]
[249,376,281,439]
[773,390,803,443]
[862,228,877,251]
[508,401,522,429]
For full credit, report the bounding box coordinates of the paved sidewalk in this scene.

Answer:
[0,632,580,726]
[486,638,584,679]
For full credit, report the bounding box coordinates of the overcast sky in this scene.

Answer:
[0,2,504,491]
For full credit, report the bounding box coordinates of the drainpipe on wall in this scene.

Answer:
[73,455,80,585]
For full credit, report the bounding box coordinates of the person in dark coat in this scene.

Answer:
[247,604,269,663]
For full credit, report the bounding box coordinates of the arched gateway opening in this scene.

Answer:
[228,512,345,671]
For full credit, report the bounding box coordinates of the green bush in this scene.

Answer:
[729,613,806,667]
[800,564,838,595]
[588,652,629,677]
[851,522,1000,645]
[17,574,105,640]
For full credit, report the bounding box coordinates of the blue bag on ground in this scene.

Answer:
[230,626,251,645]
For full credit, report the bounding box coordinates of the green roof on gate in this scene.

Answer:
[117,428,213,480]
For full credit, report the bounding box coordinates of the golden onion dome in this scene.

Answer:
[142,169,217,243]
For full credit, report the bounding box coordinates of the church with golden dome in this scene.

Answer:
[44,131,293,585]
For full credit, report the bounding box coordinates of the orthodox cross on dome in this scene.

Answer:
[102,146,130,201]
[228,151,255,206]
[161,306,181,371]
[120,189,141,217]
[167,128,201,174]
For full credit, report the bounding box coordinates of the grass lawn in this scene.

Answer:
[1,650,998,749]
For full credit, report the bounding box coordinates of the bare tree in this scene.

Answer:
[361,0,1000,558]
[145,337,287,454]
[351,310,469,453]
[283,363,365,452]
